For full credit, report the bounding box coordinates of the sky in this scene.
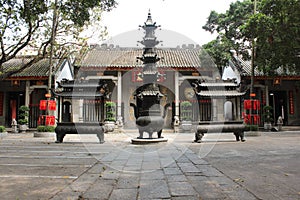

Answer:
[98,0,235,47]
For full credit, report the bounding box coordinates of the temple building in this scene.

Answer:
[229,54,300,125]
[74,12,245,129]
[1,11,299,130]
[0,57,73,128]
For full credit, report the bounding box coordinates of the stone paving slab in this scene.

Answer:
[1,131,298,199]
[47,133,258,200]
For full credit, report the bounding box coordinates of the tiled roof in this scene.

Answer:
[198,90,246,97]
[230,56,300,77]
[138,90,164,97]
[230,57,262,76]
[199,82,239,87]
[2,57,61,78]
[77,47,204,69]
[52,91,104,98]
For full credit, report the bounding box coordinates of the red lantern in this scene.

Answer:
[38,115,46,125]
[244,100,251,110]
[40,100,47,110]
[253,115,260,125]
[253,100,260,110]
[243,114,250,124]
[46,115,55,126]
[48,100,56,110]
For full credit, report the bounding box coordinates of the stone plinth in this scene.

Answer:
[131,138,168,144]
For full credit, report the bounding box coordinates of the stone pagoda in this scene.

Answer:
[130,11,169,143]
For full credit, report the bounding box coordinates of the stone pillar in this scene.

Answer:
[58,98,63,122]
[174,71,180,118]
[117,71,122,120]
[25,81,30,107]
[174,71,180,132]
[213,99,218,121]
[78,99,84,122]
[265,85,269,106]
[236,97,241,120]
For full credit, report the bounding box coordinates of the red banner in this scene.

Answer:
[289,91,294,115]
[0,92,3,116]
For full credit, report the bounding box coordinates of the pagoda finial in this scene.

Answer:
[146,9,153,25]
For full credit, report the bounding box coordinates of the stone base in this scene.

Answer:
[245,131,261,136]
[0,132,8,138]
[33,132,55,138]
[131,138,168,144]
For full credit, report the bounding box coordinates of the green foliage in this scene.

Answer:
[181,101,192,108]
[202,0,253,64]
[105,101,116,121]
[0,126,6,132]
[245,124,258,131]
[181,101,192,121]
[61,0,116,27]
[263,105,273,123]
[202,37,232,73]
[202,0,300,75]
[37,126,55,132]
[18,106,30,125]
[241,0,300,75]
[0,0,117,78]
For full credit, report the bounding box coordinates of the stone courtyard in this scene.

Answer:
[0,129,299,199]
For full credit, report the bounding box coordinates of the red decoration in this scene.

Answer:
[244,100,251,110]
[38,115,44,125]
[40,100,47,110]
[243,99,261,125]
[244,99,260,110]
[253,100,260,110]
[289,91,294,115]
[48,100,56,110]
[253,115,260,125]
[45,115,55,126]
[243,114,250,124]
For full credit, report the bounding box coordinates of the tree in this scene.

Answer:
[242,0,300,74]
[202,0,254,64]
[202,0,300,75]
[201,35,233,74]
[0,0,116,79]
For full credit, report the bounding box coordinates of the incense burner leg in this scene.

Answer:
[194,131,204,143]
[55,133,65,143]
[148,131,153,139]
[138,129,144,139]
[157,130,163,138]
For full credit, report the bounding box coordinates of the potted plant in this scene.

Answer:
[18,105,30,133]
[37,125,56,132]
[104,101,116,132]
[180,101,193,132]
[34,125,56,137]
[263,105,273,131]
[0,125,7,136]
[0,126,6,133]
